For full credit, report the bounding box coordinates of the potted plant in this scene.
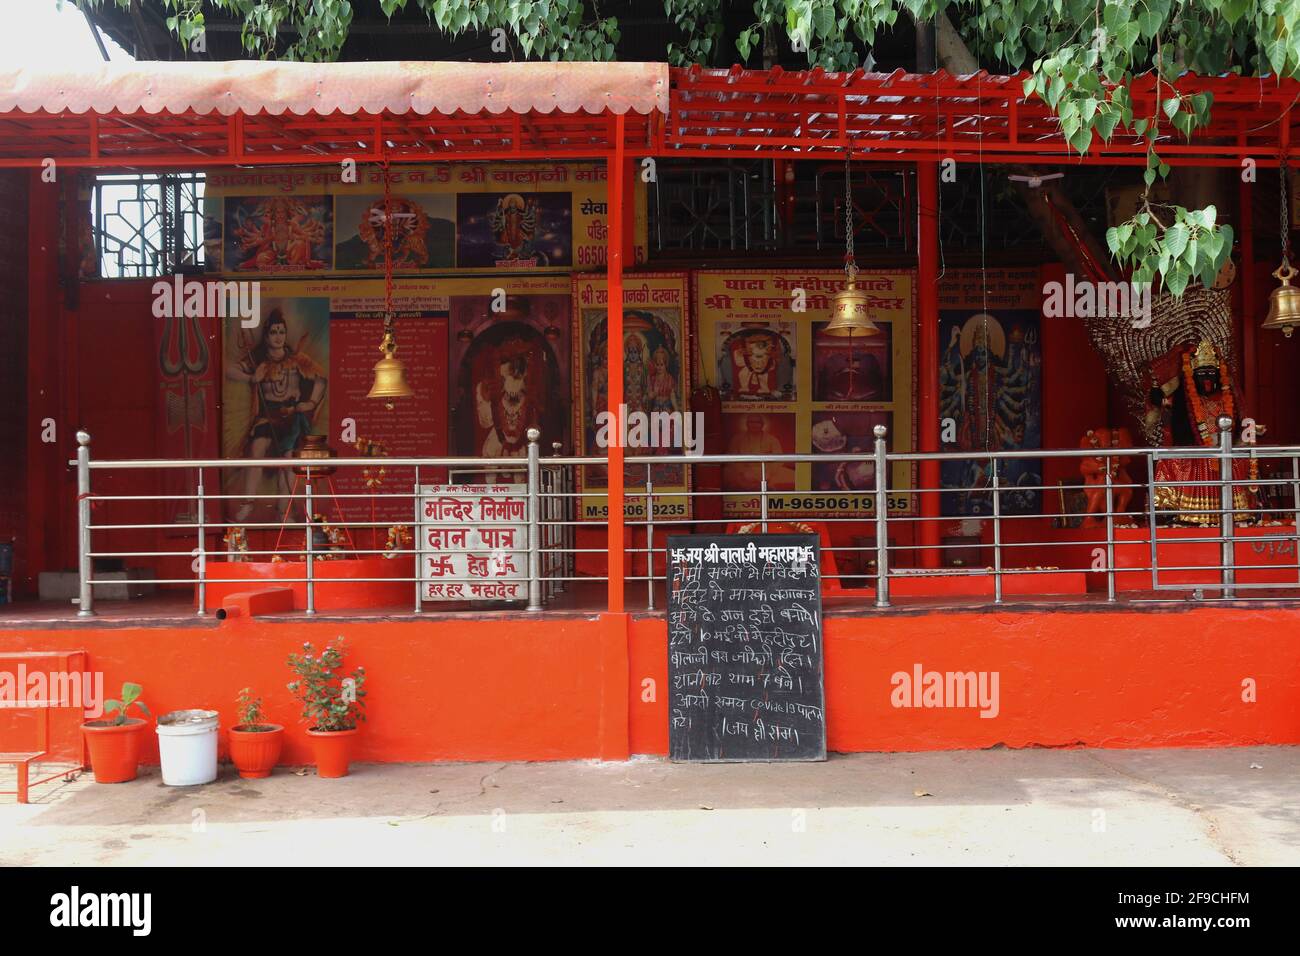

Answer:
[287,639,365,778]
[227,688,284,779]
[82,682,151,783]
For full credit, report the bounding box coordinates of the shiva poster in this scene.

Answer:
[221,295,331,523]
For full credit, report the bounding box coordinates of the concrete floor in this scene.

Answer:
[1,747,1296,865]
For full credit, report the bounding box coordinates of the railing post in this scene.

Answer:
[526,428,542,611]
[75,430,94,618]
[196,467,207,616]
[553,442,567,594]
[413,464,423,614]
[760,461,769,531]
[1219,415,1236,599]
[1104,455,1116,603]
[992,459,1003,604]
[1292,455,1300,586]
[304,469,315,616]
[646,473,655,611]
[873,425,890,608]
[1146,452,1160,591]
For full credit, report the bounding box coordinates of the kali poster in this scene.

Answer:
[572,273,691,521]
[203,163,647,275]
[695,270,915,518]
[938,268,1043,516]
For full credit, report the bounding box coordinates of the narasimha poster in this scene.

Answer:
[572,273,691,521]
[203,162,647,275]
[695,270,916,518]
[220,276,570,533]
[938,268,1043,516]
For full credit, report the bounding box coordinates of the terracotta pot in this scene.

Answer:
[82,718,148,783]
[306,727,358,778]
[228,724,284,779]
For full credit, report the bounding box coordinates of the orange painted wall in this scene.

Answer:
[630,606,1300,754]
[1,604,1297,766]
[0,614,616,765]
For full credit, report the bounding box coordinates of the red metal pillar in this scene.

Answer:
[1238,174,1258,416]
[23,171,61,595]
[606,114,627,612]
[917,161,942,568]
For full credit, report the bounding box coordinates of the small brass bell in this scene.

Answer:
[366,331,414,399]
[1262,260,1300,338]
[822,276,880,337]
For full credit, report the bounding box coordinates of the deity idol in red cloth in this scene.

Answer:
[1144,339,1257,525]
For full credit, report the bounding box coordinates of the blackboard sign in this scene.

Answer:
[665,533,826,762]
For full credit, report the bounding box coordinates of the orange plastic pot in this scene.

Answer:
[306,727,358,778]
[228,724,284,779]
[82,718,148,783]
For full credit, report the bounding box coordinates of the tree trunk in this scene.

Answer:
[935,13,1117,282]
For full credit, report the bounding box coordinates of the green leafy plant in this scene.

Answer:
[235,687,275,731]
[103,682,150,726]
[286,638,366,732]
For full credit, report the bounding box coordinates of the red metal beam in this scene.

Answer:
[606,112,626,613]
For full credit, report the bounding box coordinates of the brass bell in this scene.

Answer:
[822,277,880,337]
[1262,259,1300,338]
[366,331,414,399]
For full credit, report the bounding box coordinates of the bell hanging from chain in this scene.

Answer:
[366,326,414,400]
[367,158,416,402]
[1262,161,1300,336]
[824,152,879,338]
[823,273,880,337]
[1262,260,1300,337]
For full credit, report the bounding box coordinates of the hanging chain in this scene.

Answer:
[381,158,395,347]
[1281,160,1291,262]
[844,150,857,279]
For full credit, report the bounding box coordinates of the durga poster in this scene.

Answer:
[223,195,333,273]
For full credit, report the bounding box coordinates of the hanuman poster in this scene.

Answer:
[448,276,572,461]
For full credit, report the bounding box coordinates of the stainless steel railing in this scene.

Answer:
[66,416,1300,617]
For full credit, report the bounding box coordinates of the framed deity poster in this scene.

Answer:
[571,273,692,521]
[695,270,916,519]
[938,268,1043,516]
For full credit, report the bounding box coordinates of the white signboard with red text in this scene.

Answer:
[418,484,528,603]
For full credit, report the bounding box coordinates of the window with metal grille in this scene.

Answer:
[88,172,207,278]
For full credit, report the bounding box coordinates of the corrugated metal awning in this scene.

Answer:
[0,60,1291,168]
[0,59,668,117]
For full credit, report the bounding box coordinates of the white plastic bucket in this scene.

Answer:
[156,709,219,786]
